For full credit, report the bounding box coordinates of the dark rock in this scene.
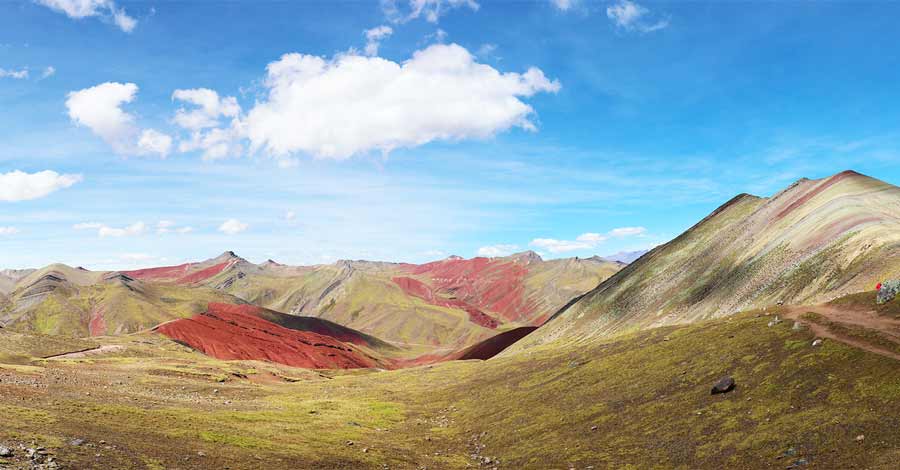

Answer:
[711,376,736,395]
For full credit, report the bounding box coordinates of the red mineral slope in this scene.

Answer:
[392,276,499,329]
[393,256,538,325]
[155,303,379,369]
[123,261,231,285]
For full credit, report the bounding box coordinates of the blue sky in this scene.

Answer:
[1,0,899,270]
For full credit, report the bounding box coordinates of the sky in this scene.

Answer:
[1,0,899,270]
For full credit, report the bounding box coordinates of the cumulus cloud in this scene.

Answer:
[0,170,82,202]
[530,226,647,254]
[36,0,137,32]
[364,25,393,56]
[0,68,28,79]
[171,88,244,160]
[383,0,479,23]
[606,0,669,33]
[172,88,241,131]
[0,227,20,235]
[74,221,147,237]
[219,218,248,235]
[477,244,519,257]
[244,43,560,160]
[137,129,173,157]
[66,82,172,157]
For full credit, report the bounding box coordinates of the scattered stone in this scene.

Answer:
[346,440,354,446]
[812,339,823,347]
[711,376,736,395]
[69,438,85,446]
[0,446,12,457]
[855,434,865,442]
[768,316,783,327]
[792,322,803,331]
[590,425,598,431]
[362,447,369,453]
[198,451,206,457]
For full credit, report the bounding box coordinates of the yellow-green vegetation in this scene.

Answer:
[1,278,238,337]
[2,309,900,469]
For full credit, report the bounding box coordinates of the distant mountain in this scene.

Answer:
[602,250,650,264]
[199,251,623,351]
[0,262,239,336]
[0,250,622,357]
[514,170,900,350]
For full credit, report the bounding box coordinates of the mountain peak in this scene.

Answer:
[508,250,543,263]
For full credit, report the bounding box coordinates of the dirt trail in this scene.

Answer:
[783,305,900,361]
[44,345,124,360]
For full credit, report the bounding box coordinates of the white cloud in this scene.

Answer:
[36,0,137,32]
[0,170,82,202]
[529,226,647,254]
[244,43,560,160]
[530,238,594,254]
[550,0,577,12]
[156,220,193,234]
[608,226,646,237]
[606,0,669,33]
[383,0,479,24]
[364,25,393,56]
[219,218,248,235]
[0,67,29,79]
[40,66,56,79]
[67,82,173,157]
[66,82,137,152]
[170,88,244,160]
[477,244,519,257]
[74,221,147,237]
[172,88,241,131]
[0,227,20,235]
[137,129,173,157]
[177,123,244,161]
[285,210,296,221]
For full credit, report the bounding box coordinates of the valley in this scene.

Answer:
[1,170,900,469]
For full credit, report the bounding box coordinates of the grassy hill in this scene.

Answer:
[516,170,900,349]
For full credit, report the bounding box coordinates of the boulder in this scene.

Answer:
[877,280,899,305]
[711,376,736,395]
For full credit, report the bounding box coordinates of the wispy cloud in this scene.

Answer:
[219,218,248,235]
[382,0,479,24]
[477,244,519,257]
[36,0,137,32]
[74,221,147,238]
[530,226,647,254]
[606,0,669,33]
